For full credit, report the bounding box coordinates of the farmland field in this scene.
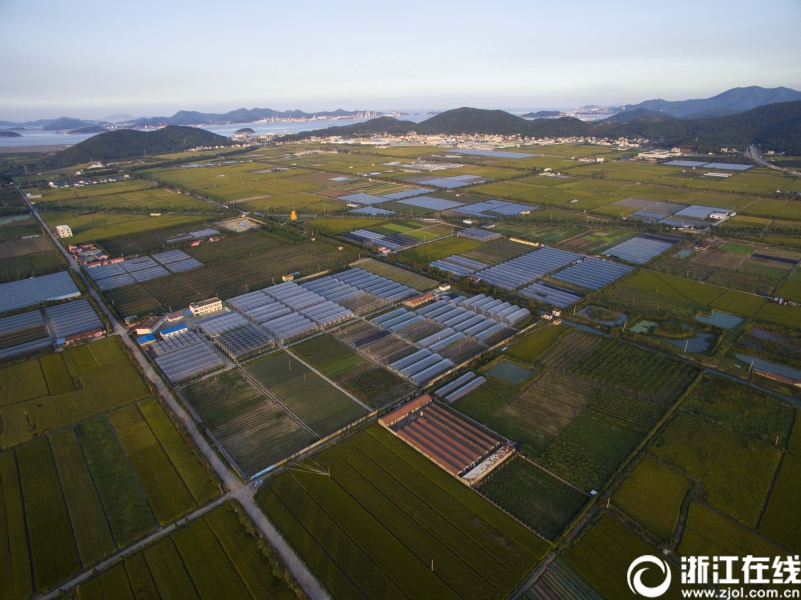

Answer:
[759,453,801,551]
[0,337,151,449]
[566,515,682,600]
[40,211,210,245]
[756,302,801,329]
[682,374,795,446]
[679,502,784,559]
[398,235,482,263]
[49,429,117,567]
[108,405,197,525]
[17,437,81,591]
[258,426,548,600]
[652,412,781,527]
[0,451,32,600]
[74,502,296,600]
[0,252,66,283]
[623,270,724,305]
[354,258,438,290]
[570,338,699,400]
[32,180,218,212]
[183,370,314,476]
[459,238,531,265]
[290,334,412,408]
[479,456,588,540]
[612,457,692,542]
[138,397,219,504]
[452,378,520,424]
[472,330,695,491]
[504,325,565,363]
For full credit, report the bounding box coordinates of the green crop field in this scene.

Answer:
[108,405,197,525]
[245,352,367,437]
[476,331,695,491]
[183,370,314,476]
[291,335,412,408]
[0,451,33,600]
[138,397,219,504]
[505,326,565,363]
[756,302,801,329]
[709,289,765,316]
[40,211,210,245]
[566,515,682,600]
[76,415,158,546]
[452,378,520,424]
[759,453,801,551]
[682,375,795,446]
[0,337,151,449]
[460,238,531,265]
[612,458,692,542]
[355,257,439,290]
[570,338,699,398]
[652,412,781,527]
[39,354,75,395]
[33,180,218,212]
[17,437,81,591]
[49,429,117,567]
[679,502,785,559]
[258,426,547,600]
[0,350,219,596]
[310,217,390,235]
[480,456,588,540]
[398,236,482,263]
[623,270,725,305]
[0,252,66,283]
[74,502,296,600]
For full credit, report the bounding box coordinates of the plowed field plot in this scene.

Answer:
[258,426,548,600]
[73,502,297,600]
[290,335,413,409]
[245,352,367,437]
[737,249,801,280]
[0,235,53,259]
[184,370,314,476]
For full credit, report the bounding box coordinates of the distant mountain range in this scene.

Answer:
[625,86,801,116]
[48,126,231,167]
[130,108,380,127]
[284,101,801,155]
[520,110,560,118]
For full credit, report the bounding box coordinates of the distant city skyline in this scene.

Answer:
[1,0,800,121]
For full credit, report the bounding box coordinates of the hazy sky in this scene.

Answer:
[1,0,800,120]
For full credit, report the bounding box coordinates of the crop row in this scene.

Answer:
[74,502,295,599]
[258,426,546,600]
[0,394,219,596]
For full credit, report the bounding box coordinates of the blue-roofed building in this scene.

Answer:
[137,334,156,345]
[160,324,188,338]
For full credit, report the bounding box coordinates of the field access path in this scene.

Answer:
[15,186,330,600]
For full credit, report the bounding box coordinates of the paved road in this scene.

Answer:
[16,186,329,600]
[748,144,801,176]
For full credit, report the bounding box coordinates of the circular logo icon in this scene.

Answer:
[627,555,672,598]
